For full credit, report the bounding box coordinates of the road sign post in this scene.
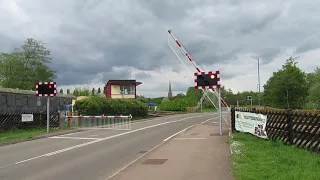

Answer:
[218,87,222,136]
[47,97,50,133]
[36,82,57,133]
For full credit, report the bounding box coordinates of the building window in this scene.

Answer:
[1,95,7,106]
[120,85,135,95]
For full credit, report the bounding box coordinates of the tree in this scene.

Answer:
[0,38,56,90]
[91,88,95,96]
[186,87,202,100]
[67,89,70,94]
[59,88,63,94]
[305,67,320,109]
[0,53,25,88]
[97,87,101,94]
[103,85,106,94]
[263,57,308,109]
[73,88,79,96]
[79,87,90,96]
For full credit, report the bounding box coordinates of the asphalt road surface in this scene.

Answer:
[0,113,222,180]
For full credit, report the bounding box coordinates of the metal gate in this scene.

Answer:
[65,115,132,130]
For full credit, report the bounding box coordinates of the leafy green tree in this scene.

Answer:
[263,57,308,109]
[59,88,63,94]
[73,88,79,96]
[91,88,95,96]
[0,53,25,88]
[97,87,101,94]
[186,87,202,100]
[0,38,56,90]
[305,67,320,109]
[80,88,90,96]
[67,89,70,94]
[103,85,106,94]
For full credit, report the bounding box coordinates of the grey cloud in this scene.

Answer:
[220,72,239,80]
[254,48,282,65]
[0,0,320,89]
[134,72,151,79]
[295,37,320,54]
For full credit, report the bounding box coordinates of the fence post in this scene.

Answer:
[231,108,236,133]
[286,109,293,145]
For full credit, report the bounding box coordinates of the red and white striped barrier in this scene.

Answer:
[168,30,228,108]
[66,115,132,119]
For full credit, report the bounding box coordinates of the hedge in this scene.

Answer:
[73,96,148,117]
[159,97,198,111]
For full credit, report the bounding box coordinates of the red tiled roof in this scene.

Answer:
[107,80,142,86]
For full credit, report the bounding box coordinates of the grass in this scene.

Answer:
[0,127,69,144]
[230,132,320,180]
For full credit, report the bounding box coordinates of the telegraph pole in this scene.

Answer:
[257,57,261,106]
[252,56,261,106]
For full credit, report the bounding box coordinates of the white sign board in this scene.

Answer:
[235,111,268,139]
[22,114,34,122]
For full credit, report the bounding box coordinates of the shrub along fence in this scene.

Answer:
[0,112,59,131]
[73,96,148,118]
[231,107,320,152]
[158,98,198,111]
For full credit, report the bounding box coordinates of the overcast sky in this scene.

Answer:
[0,0,319,97]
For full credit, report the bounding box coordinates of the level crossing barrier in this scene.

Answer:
[64,115,132,130]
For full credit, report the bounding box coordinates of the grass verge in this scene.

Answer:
[0,127,69,144]
[230,132,320,180]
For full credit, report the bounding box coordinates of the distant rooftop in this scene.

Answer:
[107,80,142,86]
[0,87,76,98]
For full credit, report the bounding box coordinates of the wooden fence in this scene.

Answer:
[231,108,320,152]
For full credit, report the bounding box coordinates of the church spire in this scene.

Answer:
[168,80,173,98]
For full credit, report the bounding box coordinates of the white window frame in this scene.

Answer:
[120,85,135,95]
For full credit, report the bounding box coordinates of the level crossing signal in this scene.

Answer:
[194,71,221,89]
[36,82,57,96]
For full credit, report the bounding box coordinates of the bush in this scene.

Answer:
[158,97,198,111]
[73,96,148,117]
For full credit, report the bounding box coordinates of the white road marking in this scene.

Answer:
[163,116,219,142]
[62,129,96,136]
[85,128,131,131]
[63,114,194,134]
[163,124,196,142]
[106,115,213,180]
[200,117,219,124]
[49,137,101,140]
[107,138,166,180]
[0,114,209,169]
[174,138,206,140]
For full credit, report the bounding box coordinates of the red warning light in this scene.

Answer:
[49,85,52,88]
[210,75,215,79]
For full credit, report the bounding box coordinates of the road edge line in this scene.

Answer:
[163,124,196,142]
[106,123,198,180]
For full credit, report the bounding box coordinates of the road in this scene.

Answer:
[0,113,221,180]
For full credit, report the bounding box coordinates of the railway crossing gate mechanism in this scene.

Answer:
[167,30,230,135]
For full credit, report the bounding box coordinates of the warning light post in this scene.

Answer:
[194,71,223,135]
[36,82,57,133]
